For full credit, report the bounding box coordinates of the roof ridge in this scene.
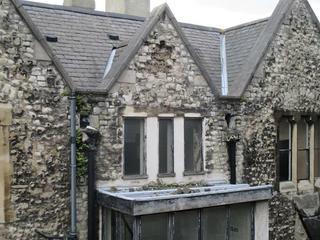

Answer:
[21,0,145,21]
[180,22,222,33]
[225,17,270,32]
[22,1,271,34]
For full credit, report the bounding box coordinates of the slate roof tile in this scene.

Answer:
[21,1,268,94]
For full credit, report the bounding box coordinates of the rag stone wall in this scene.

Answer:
[91,15,240,187]
[240,0,320,239]
[1,0,319,239]
[0,0,71,239]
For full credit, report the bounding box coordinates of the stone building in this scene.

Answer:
[0,0,319,239]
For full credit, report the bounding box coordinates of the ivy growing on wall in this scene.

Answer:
[76,95,91,116]
[76,129,89,179]
[75,95,91,179]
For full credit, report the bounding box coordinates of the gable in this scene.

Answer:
[242,0,320,112]
[10,0,74,91]
[102,4,219,96]
[109,14,215,110]
[228,0,320,99]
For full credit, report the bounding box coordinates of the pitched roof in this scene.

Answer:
[225,18,268,92]
[101,3,221,95]
[20,0,305,98]
[11,0,75,90]
[22,1,144,90]
[225,0,296,98]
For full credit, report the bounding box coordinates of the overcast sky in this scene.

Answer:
[27,0,320,28]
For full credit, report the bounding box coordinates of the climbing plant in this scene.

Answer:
[76,95,91,116]
[76,129,89,179]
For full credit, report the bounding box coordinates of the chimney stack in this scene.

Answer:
[105,0,150,17]
[64,0,95,9]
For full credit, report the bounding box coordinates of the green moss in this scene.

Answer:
[60,88,71,97]
[110,186,118,192]
[76,95,91,116]
[240,96,247,102]
[137,179,208,191]
[76,129,89,178]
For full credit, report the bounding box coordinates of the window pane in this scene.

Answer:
[316,149,320,178]
[279,118,290,145]
[202,207,227,240]
[124,119,144,175]
[298,150,309,180]
[279,151,290,181]
[184,119,203,172]
[174,210,199,240]
[297,119,308,149]
[159,119,174,174]
[315,119,320,177]
[229,203,253,240]
[278,118,291,181]
[297,119,309,180]
[141,214,169,240]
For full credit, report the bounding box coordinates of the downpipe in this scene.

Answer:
[68,92,78,240]
[83,127,100,240]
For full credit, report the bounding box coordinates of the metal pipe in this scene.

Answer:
[227,140,237,184]
[69,92,78,239]
[84,127,100,240]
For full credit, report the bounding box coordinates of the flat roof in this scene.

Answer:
[97,184,272,216]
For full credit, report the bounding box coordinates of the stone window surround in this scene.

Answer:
[278,114,317,194]
[0,103,12,223]
[122,112,206,181]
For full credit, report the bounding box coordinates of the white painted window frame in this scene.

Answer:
[158,117,175,177]
[122,116,147,179]
[121,113,206,180]
[183,114,205,175]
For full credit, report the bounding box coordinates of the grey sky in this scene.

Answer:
[27,0,320,28]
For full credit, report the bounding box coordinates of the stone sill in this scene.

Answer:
[183,171,205,176]
[298,180,314,194]
[158,173,176,178]
[122,175,148,180]
[280,180,316,195]
[279,181,297,195]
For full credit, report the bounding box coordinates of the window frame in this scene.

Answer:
[297,117,310,181]
[314,117,320,178]
[278,117,293,182]
[123,117,147,178]
[277,114,320,193]
[158,117,175,177]
[183,117,204,175]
